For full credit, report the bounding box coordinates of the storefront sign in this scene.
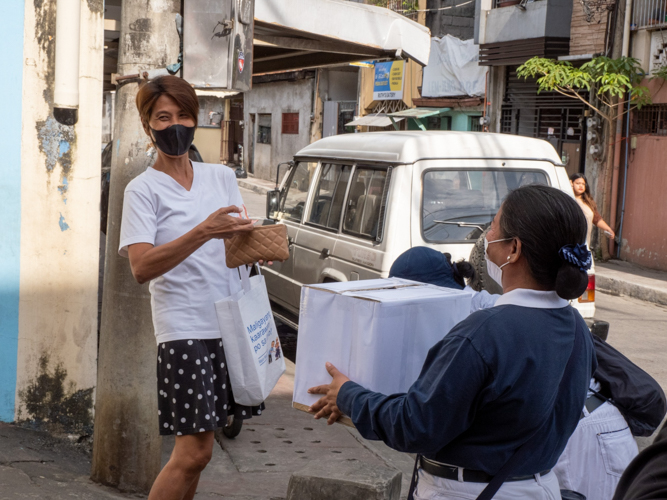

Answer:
[373,61,405,101]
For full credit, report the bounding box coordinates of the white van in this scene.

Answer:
[261,131,598,329]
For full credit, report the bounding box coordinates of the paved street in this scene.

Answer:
[596,291,667,390]
[240,187,269,221]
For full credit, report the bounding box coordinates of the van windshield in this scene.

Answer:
[422,169,549,243]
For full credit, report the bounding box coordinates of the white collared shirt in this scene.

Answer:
[494,288,569,309]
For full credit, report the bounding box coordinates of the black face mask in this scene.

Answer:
[150,124,196,157]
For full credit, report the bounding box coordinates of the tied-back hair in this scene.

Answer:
[499,185,589,300]
[570,173,597,212]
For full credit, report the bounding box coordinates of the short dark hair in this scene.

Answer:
[135,75,199,126]
[499,185,588,300]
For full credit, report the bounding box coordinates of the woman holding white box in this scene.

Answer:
[309,185,597,500]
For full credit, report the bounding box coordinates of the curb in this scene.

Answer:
[237,178,271,195]
[596,274,667,307]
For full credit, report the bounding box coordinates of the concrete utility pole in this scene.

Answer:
[91,0,181,493]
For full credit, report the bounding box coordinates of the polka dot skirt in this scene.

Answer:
[157,338,264,436]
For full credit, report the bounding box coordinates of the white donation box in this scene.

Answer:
[292,279,473,420]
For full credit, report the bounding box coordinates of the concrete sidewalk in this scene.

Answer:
[237,176,275,196]
[0,360,412,499]
[596,260,667,307]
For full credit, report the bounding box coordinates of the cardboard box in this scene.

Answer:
[292,279,473,425]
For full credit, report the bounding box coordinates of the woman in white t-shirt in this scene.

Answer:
[119,75,259,500]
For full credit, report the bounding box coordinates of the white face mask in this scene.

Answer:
[484,237,513,288]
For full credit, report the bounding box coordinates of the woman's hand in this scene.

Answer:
[307,362,351,425]
[201,206,254,240]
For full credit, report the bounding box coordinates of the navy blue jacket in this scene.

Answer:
[337,303,596,476]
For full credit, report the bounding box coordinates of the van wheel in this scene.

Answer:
[468,228,503,295]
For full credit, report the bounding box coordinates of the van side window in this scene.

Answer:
[280,162,316,222]
[308,163,351,230]
[343,168,388,240]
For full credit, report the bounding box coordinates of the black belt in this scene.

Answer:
[581,392,607,419]
[419,457,551,483]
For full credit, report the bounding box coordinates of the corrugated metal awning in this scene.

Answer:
[253,0,431,74]
[388,107,451,119]
[345,114,405,128]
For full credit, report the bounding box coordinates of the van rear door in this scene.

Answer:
[411,159,558,261]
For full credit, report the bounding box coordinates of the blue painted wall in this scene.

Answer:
[0,0,25,421]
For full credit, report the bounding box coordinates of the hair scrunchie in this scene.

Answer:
[559,244,592,272]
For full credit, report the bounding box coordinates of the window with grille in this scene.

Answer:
[469,116,483,132]
[257,114,271,144]
[282,112,299,134]
[632,105,667,136]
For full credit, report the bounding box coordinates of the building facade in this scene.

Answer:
[243,68,359,181]
[0,0,103,429]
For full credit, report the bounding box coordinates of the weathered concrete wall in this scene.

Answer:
[244,78,314,181]
[193,127,222,164]
[0,0,26,422]
[13,0,103,432]
[617,79,667,270]
[618,134,667,270]
[320,69,358,102]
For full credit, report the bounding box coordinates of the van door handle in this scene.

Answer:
[319,248,330,259]
[287,235,293,247]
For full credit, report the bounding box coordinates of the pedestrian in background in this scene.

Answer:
[570,173,615,247]
[119,75,263,500]
[388,247,499,312]
[309,185,596,500]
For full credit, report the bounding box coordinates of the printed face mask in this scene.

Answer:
[484,236,513,288]
[150,124,196,157]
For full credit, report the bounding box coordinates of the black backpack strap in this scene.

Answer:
[407,454,421,500]
[476,315,583,500]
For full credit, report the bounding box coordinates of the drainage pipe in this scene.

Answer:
[616,98,631,258]
[608,0,633,255]
[53,0,81,125]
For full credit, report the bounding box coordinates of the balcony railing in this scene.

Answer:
[632,0,667,30]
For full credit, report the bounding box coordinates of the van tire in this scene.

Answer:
[468,228,503,295]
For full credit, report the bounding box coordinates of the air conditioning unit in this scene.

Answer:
[589,144,602,155]
[586,116,601,129]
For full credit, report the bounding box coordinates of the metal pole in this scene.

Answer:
[616,98,631,258]
[91,0,182,493]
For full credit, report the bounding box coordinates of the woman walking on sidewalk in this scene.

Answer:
[309,185,597,500]
[119,75,263,500]
[570,173,615,247]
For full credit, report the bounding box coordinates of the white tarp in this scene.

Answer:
[421,36,488,98]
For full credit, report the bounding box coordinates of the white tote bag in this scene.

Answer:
[214,266,286,406]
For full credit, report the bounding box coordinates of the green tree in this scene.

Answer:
[516,56,666,124]
[517,56,667,259]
